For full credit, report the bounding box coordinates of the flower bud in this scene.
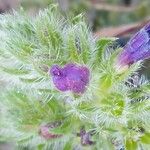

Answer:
[77,128,95,145]
[39,122,62,139]
[115,23,150,72]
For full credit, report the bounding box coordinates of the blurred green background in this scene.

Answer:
[0,0,150,31]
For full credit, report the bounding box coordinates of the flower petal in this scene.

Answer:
[117,23,150,67]
[50,63,90,94]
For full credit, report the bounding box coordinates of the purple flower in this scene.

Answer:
[116,23,150,69]
[50,63,90,94]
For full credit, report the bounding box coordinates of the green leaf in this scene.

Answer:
[1,66,29,75]
[101,93,125,116]
[125,139,138,150]
[37,144,45,150]
[19,77,43,83]
[99,74,112,91]
[66,29,79,61]
[95,134,115,150]
[51,119,72,134]
[63,140,73,150]
[95,37,116,63]
[47,98,63,114]
[140,133,150,144]
[38,88,57,94]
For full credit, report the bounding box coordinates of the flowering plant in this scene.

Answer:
[0,5,150,150]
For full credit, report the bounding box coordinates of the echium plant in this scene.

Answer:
[0,5,150,150]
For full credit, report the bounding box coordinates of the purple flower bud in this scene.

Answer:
[77,128,95,145]
[116,23,150,70]
[50,63,90,94]
[39,122,62,139]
